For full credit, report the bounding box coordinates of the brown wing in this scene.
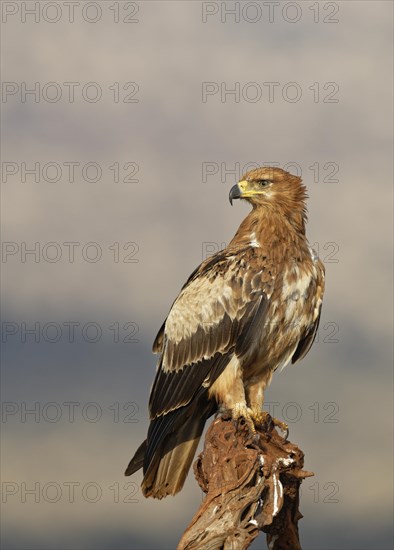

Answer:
[292,257,325,364]
[149,249,271,420]
[291,304,322,364]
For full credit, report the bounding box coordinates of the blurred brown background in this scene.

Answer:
[1,1,393,549]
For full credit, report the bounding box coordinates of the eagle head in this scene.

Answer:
[229,166,307,209]
[229,166,308,232]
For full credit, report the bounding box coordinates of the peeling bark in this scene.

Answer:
[178,415,313,550]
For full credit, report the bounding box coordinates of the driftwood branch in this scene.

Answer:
[178,415,313,550]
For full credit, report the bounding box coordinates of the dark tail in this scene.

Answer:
[125,439,146,476]
[125,394,215,499]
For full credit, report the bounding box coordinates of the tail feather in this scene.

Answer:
[124,394,215,498]
[125,439,146,476]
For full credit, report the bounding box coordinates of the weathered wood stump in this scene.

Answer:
[178,415,313,550]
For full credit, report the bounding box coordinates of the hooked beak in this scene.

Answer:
[229,183,241,206]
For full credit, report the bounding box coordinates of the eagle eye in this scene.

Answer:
[258,179,271,187]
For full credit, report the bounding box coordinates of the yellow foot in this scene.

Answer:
[231,403,256,434]
[250,408,289,439]
[224,404,289,439]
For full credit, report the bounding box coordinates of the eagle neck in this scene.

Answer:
[230,206,306,251]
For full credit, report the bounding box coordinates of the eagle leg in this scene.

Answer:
[210,357,258,434]
[245,375,289,439]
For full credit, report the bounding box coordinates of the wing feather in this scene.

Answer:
[149,249,270,420]
[149,352,233,418]
[292,258,325,364]
[291,304,322,364]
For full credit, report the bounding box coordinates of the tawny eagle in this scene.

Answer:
[125,166,325,499]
